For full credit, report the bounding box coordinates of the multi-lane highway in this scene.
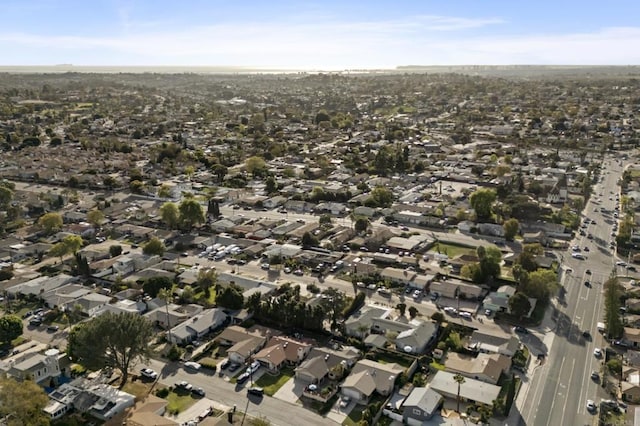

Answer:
[521,157,629,426]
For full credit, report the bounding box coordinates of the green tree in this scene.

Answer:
[521,269,558,301]
[216,284,244,309]
[503,218,519,241]
[142,276,173,298]
[142,237,166,257]
[0,184,15,209]
[245,156,267,177]
[38,212,63,235]
[301,231,319,248]
[158,287,174,342]
[408,306,419,319]
[179,198,205,230]
[157,184,172,198]
[508,292,532,319]
[129,179,146,194]
[366,186,394,208]
[211,163,228,183]
[604,276,624,339]
[354,216,370,234]
[87,209,105,228]
[469,188,497,221]
[454,374,466,413]
[319,214,333,226]
[265,176,278,194]
[396,303,407,317]
[67,312,154,387]
[160,202,180,230]
[109,244,123,257]
[0,315,23,343]
[197,268,217,297]
[0,376,50,426]
[48,235,83,262]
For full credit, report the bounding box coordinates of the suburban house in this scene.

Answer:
[622,367,640,403]
[253,335,312,372]
[121,394,178,426]
[444,352,512,385]
[401,387,444,424]
[482,286,516,314]
[168,308,228,346]
[428,370,501,407]
[5,273,76,298]
[295,346,360,384]
[65,292,112,317]
[5,348,63,385]
[215,325,267,364]
[340,359,404,404]
[395,321,440,354]
[623,327,640,349]
[468,331,520,357]
[344,305,392,338]
[95,299,146,316]
[144,303,203,330]
[41,284,92,309]
[44,377,135,421]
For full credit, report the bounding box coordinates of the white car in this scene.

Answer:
[184,361,202,370]
[246,360,260,375]
[444,307,457,315]
[616,261,627,267]
[593,348,602,357]
[140,368,158,380]
[177,381,193,391]
[459,311,472,319]
[412,290,421,299]
[339,396,351,408]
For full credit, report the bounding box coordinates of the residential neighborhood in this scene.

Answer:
[0,68,639,426]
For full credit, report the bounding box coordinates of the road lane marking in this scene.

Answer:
[547,356,566,426]
[559,352,576,425]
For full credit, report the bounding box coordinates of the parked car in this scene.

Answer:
[219,359,230,370]
[591,371,599,381]
[228,362,240,372]
[140,368,158,380]
[236,373,250,385]
[246,361,260,374]
[513,326,528,334]
[176,381,193,391]
[191,387,206,397]
[247,387,264,396]
[593,348,602,357]
[459,311,472,319]
[47,325,60,332]
[184,361,202,370]
[339,396,351,408]
[586,399,597,413]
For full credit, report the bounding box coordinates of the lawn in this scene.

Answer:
[428,243,475,258]
[254,367,294,396]
[342,405,364,426]
[166,389,198,414]
[122,381,152,400]
[373,351,414,368]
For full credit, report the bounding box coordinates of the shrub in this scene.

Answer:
[199,357,218,371]
[155,387,170,398]
[167,344,183,361]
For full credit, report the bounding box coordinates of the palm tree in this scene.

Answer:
[158,288,173,344]
[454,374,466,413]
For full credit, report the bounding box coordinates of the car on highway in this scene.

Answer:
[594,348,603,357]
[586,400,597,413]
[140,368,158,380]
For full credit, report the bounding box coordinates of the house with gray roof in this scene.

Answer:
[428,370,501,406]
[295,346,360,384]
[340,359,404,404]
[344,305,392,339]
[395,321,439,354]
[401,387,444,423]
[167,308,228,346]
[468,330,520,357]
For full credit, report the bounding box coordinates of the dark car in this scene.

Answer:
[29,318,42,327]
[513,326,528,334]
[584,281,591,287]
[191,387,206,397]
[247,387,264,396]
[236,373,250,385]
[585,269,592,275]
[228,362,240,372]
[582,331,591,340]
[219,359,230,370]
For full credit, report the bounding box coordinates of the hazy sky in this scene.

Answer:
[1,0,639,69]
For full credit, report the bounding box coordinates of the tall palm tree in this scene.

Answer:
[454,374,466,413]
[158,288,173,344]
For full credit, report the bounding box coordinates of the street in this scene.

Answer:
[520,157,629,426]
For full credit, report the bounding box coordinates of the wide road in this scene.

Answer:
[521,156,631,426]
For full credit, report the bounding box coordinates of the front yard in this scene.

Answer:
[164,388,199,415]
[253,367,295,396]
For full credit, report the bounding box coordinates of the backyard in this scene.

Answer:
[428,242,476,259]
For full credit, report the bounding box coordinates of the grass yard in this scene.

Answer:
[166,389,198,414]
[373,351,414,368]
[428,243,475,258]
[342,405,364,426]
[254,367,294,396]
[122,381,152,400]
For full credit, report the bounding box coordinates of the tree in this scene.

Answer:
[216,284,244,309]
[509,292,532,319]
[49,235,83,262]
[179,198,205,230]
[354,216,370,234]
[245,156,267,177]
[521,269,558,301]
[38,212,63,235]
[0,315,23,343]
[87,209,105,228]
[366,186,394,208]
[109,244,123,257]
[454,374,466,413]
[301,231,319,248]
[143,276,173,298]
[396,303,407,317]
[142,237,166,257]
[264,176,278,194]
[197,268,217,297]
[0,376,50,426]
[159,202,180,230]
[469,188,497,221]
[319,214,333,226]
[211,163,228,183]
[503,218,519,241]
[604,276,624,339]
[158,287,174,343]
[157,184,172,198]
[67,312,154,387]
[408,306,419,319]
[0,184,14,209]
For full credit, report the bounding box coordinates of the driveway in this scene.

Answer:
[272,376,304,404]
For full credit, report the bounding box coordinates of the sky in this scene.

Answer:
[1,0,640,69]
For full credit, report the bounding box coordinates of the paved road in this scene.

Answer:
[521,156,632,426]
[142,358,338,426]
